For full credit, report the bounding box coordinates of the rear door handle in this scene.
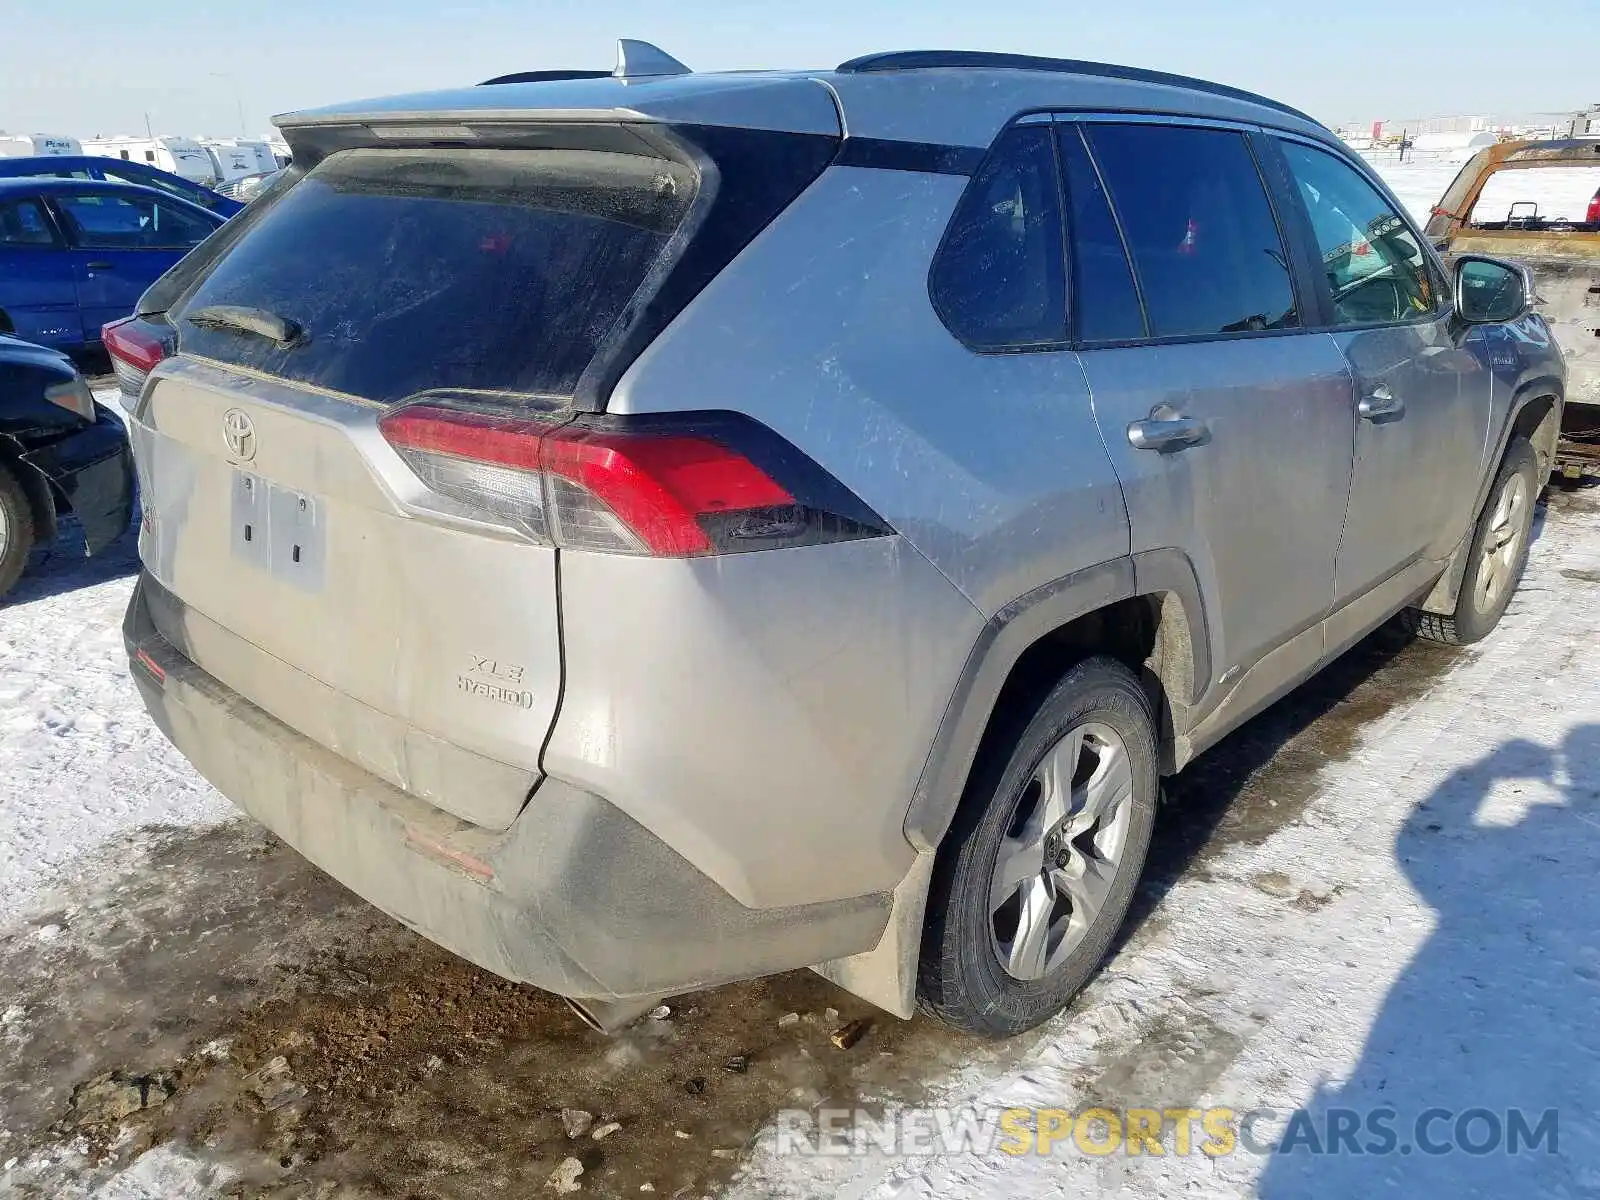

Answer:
[1127,415,1209,452]
[86,261,114,271]
[1358,387,1405,422]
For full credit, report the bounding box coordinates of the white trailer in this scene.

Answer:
[0,133,83,158]
[81,135,218,186]
[200,138,278,184]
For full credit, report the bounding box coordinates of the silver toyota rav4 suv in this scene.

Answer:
[115,43,1566,1037]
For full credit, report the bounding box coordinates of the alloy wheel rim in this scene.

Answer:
[989,721,1134,981]
[1474,474,1529,615]
[0,500,9,562]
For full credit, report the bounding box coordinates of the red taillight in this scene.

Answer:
[102,317,168,373]
[379,404,803,558]
[1587,189,1600,226]
[102,317,171,404]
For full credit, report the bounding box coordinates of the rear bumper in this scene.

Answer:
[123,576,890,1001]
[20,407,135,554]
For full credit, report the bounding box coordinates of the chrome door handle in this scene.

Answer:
[1127,415,1208,452]
[1358,387,1405,422]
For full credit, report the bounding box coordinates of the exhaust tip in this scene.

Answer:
[565,993,670,1035]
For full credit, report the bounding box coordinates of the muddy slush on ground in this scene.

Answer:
[0,503,1500,1198]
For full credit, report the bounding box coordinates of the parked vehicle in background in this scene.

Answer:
[0,155,244,216]
[117,43,1565,1040]
[1429,139,1600,478]
[200,138,279,186]
[82,136,218,187]
[0,177,225,354]
[214,170,280,203]
[0,134,83,158]
[0,333,135,596]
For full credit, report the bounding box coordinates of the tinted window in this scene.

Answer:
[1057,125,1145,342]
[1086,124,1299,338]
[175,147,698,405]
[105,166,187,201]
[0,199,57,247]
[930,123,1066,349]
[1280,141,1438,325]
[54,192,215,250]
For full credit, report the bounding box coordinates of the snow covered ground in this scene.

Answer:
[2,161,1599,1198]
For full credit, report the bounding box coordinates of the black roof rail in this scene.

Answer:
[479,70,611,86]
[835,51,1322,127]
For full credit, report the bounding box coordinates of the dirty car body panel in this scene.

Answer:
[119,49,1565,1021]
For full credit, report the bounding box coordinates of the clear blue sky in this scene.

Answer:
[3,0,1595,139]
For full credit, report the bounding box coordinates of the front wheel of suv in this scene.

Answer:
[918,656,1158,1038]
[1410,437,1538,647]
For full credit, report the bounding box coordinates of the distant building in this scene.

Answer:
[1568,105,1600,137]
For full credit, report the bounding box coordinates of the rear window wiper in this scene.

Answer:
[184,304,304,348]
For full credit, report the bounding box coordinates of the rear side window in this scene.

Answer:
[0,199,57,247]
[174,147,698,405]
[1056,125,1146,342]
[1085,124,1299,338]
[929,123,1067,350]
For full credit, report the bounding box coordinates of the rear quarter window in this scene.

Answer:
[173,147,698,405]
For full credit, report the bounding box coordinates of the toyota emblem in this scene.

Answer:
[223,409,256,461]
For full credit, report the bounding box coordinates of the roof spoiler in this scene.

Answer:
[479,39,692,87]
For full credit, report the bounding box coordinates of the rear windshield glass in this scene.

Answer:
[1469,165,1600,229]
[175,147,698,404]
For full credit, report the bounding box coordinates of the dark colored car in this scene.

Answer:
[0,155,244,216]
[0,333,135,597]
[0,176,226,355]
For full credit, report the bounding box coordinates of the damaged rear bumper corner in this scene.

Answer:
[122,576,892,1004]
[20,408,135,554]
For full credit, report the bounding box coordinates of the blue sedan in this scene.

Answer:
[0,176,226,355]
[0,155,244,217]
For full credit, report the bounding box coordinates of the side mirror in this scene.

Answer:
[1454,255,1533,324]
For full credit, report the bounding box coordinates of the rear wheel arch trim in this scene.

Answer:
[902,551,1213,855]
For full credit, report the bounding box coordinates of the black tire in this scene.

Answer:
[1410,438,1538,646]
[0,460,37,599]
[918,656,1158,1038]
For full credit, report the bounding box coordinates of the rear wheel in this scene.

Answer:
[918,657,1158,1037]
[1411,438,1538,646]
[0,461,37,599]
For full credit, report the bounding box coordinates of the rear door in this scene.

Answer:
[1065,119,1356,724]
[1271,137,1492,600]
[0,195,80,348]
[133,143,700,829]
[49,188,215,338]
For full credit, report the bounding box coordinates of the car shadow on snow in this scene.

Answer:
[1256,723,1600,1198]
[3,513,139,609]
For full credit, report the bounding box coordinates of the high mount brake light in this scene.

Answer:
[379,404,880,558]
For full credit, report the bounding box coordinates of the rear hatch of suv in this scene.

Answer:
[117,106,839,830]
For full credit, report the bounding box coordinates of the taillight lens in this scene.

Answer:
[1587,189,1600,226]
[102,317,172,405]
[379,404,888,558]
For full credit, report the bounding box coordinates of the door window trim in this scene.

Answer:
[1266,131,1453,332]
[1053,113,1314,351]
